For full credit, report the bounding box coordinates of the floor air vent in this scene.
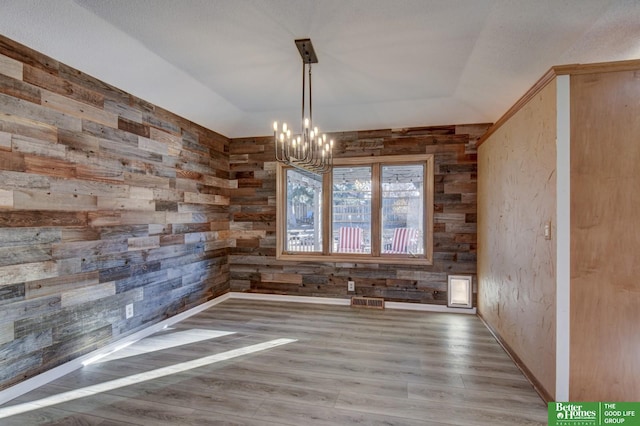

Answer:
[351,296,385,309]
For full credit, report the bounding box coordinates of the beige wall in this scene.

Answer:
[570,70,640,401]
[478,80,557,399]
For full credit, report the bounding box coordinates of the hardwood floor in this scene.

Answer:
[0,300,548,425]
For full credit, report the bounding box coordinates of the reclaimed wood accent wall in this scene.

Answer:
[229,124,490,304]
[0,36,231,390]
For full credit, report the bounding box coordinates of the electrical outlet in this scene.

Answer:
[348,280,355,292]
[125,303,134,319]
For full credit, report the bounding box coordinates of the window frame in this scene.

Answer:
[276,154,434,265]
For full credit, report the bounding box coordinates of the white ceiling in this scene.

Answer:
[1,0,639,138]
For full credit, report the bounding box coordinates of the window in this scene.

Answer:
[333,166,371,254]
[381,164,424,255]
[276,154,434,265]
[285,168,323,252]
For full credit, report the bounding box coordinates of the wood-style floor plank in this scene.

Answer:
[0,300,548,425]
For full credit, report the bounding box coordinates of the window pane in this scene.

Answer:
[286,169,322,252]
[381,164,424,255]
[332,166,371,253]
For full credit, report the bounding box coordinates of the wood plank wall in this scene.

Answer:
[229,124,490,303]
[0,36,231,390]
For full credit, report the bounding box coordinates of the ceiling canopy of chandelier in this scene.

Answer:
[273,39,333,175]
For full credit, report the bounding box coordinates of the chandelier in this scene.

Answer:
[273,39,333,174]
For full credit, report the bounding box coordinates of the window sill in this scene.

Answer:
[277,252,433,266]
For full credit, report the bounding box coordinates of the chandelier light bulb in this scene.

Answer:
[283,122,288,133]
[273,121,278,132]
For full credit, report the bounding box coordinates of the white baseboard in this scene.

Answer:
[0,290,474,405]
[385,300,476,314]
[0,294,231,406]
[228,292,350,306]
[228,292,476,314]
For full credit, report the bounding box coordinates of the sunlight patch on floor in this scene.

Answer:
[0,338,297,419]
[84,329,236,365]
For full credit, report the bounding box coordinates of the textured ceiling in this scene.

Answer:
[1,0,639,138]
